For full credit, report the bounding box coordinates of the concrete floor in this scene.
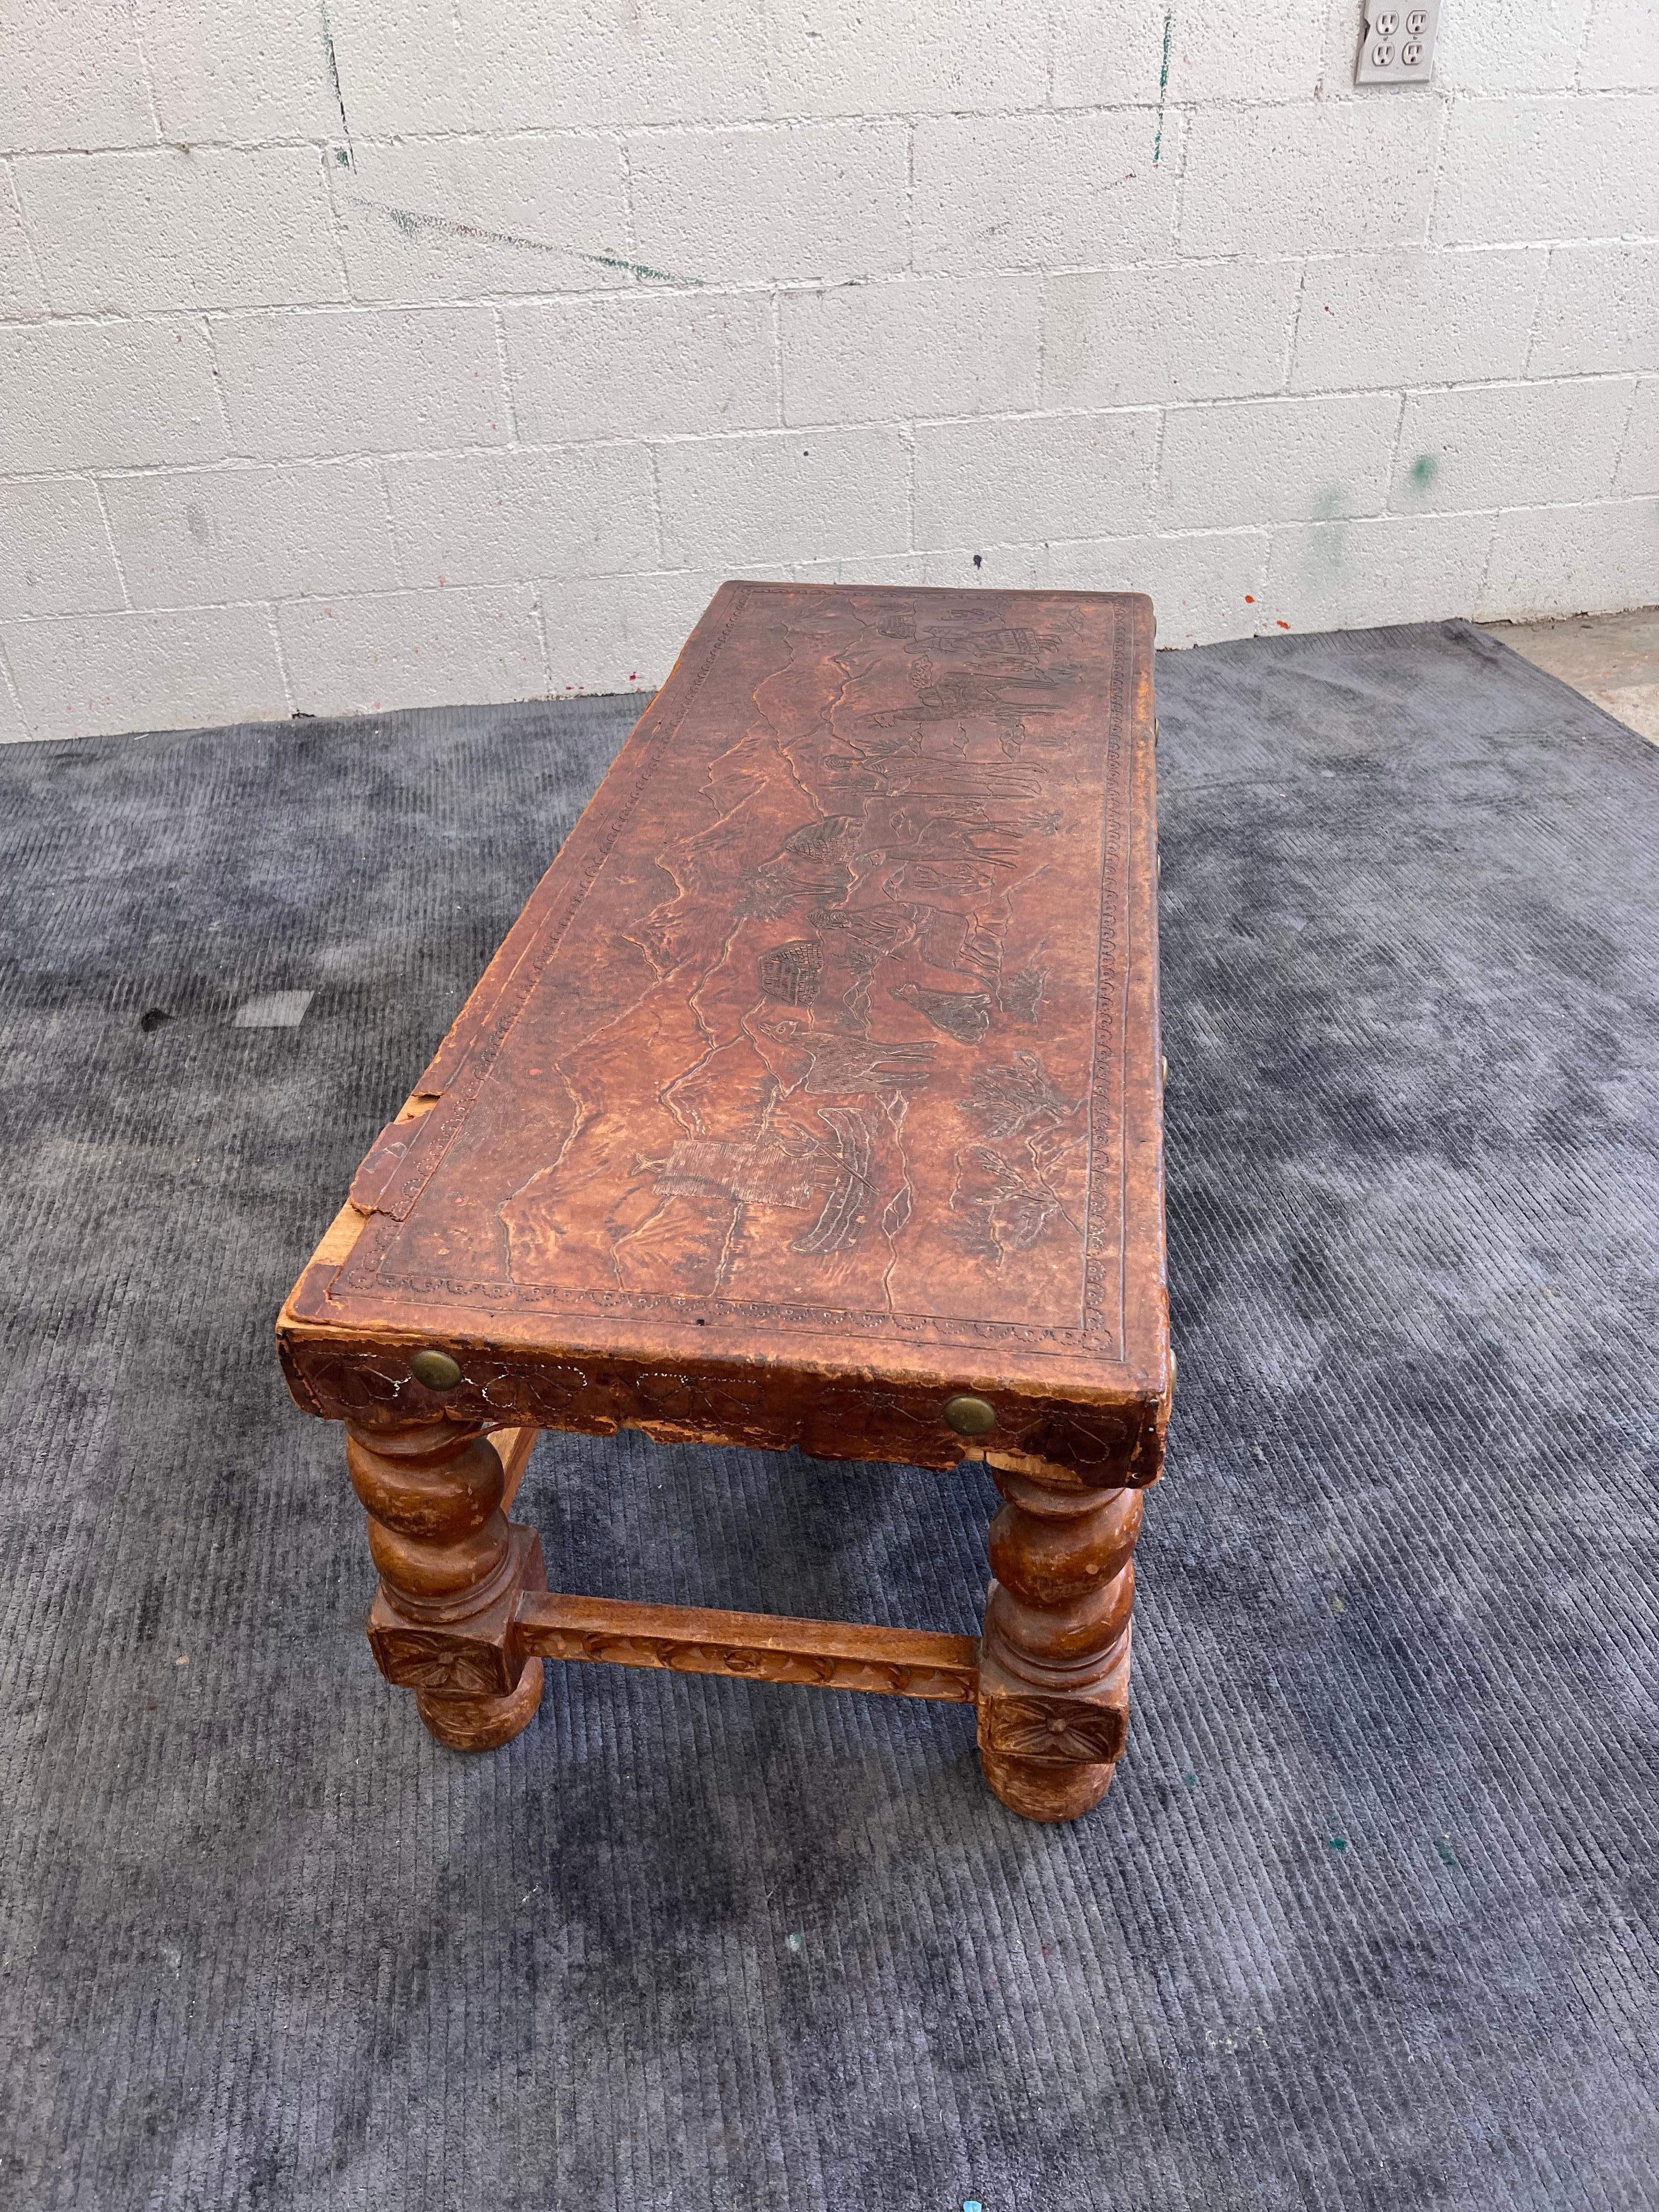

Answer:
[1482,606,1659,743]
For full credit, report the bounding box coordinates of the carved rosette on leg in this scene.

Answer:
[977,1458,1144,1822]
[345,1418,547,1752]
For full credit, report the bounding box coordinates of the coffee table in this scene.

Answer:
[277,582,1172,1822]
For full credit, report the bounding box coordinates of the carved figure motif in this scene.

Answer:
[999,968,1047,1022]
[792,1105,876,1255]
[891,982,994,1043]
[962,1050,1075,1138]
[759,1021,936,1096]
[757,939,824,1005]
[948,1049,1086,1271]
[651,1133,817,1210]
[955,1144,1070,1262]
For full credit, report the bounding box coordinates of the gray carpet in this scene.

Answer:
[1,620,1655,2212]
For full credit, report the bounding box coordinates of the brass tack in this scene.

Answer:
[943,1394,997,1437]
[410,1348,462,1391]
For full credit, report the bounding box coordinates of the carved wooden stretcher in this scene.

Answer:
[276,582,1172,1822]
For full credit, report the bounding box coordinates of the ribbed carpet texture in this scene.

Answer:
[1,620,1655,2211]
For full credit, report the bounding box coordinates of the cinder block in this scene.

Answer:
[1579,0,1659,87]
[1531,245,1659,377]
[913,113,1178,274]
[0,668,26,744]
[100,460,400,606]
[0,2,155,151]
[1158,393,1400,530]
[0,321,227,472]
[787,552,941,586]
[656,428,909,566]
[913,411,1158,548]
[1479,497,1659,620]
[539,569,740,692]
[135,0,339,142]
[2,605,288,741]
[278,585,546,714]
[1616,379,1659,495]
[503,293,775,445]
[0,176,46,319]
[1061,0,1326,107]
[15,147,343,314]
[384,445,657,586]
[1293,248,1547,391]
[1437,95,1659,246]
[212,307,508,459]
[915,547,1051,588]
[629,122,909,287]
[1431,0,1590,89]
[1052,0,1193,106]
[333,136,630,304]
[1182,100,1438,258]
[763,0,1047,120]
[0,480,124,617]
[320,0,469,134]
[1264,512,1495,632]
[788,548,1059,589]
[781,276,1040,426]
[461,0,770,129]
[1041,531,1267,648]
[1392,380,1636,515]
[1046,262,1301,408]
[1171,0,1329,103]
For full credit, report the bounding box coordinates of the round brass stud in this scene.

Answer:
[410,1348,462,1391]
[943,1393,997,1437]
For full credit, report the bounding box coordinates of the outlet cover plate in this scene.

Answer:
[1356,0,1438,82]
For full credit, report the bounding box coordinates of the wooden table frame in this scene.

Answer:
[278,583,1171,1825]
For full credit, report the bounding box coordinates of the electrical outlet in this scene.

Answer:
[1355,0,1438,83]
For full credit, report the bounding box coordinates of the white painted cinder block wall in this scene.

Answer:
[1,1,1655,742]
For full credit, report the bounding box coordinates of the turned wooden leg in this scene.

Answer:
[345,1417,548,1752]
[977,1455,1144,1823]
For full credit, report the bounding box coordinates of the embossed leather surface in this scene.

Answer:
[281,583,1170,1471]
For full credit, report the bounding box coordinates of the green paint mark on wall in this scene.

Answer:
[582,250,697,285]
[319,2,351,163]
[1410,454,1440,488]
[1154,8,1175,163]
[357,199,696,285]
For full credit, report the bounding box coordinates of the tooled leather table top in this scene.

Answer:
[281,582,1170,1475]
